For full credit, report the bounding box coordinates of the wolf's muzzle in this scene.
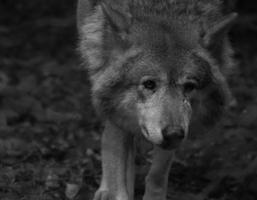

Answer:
[160,126,185,150]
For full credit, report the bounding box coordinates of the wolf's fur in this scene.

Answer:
[77,0,236,200]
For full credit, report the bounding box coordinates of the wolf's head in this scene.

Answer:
[79,1,237,149]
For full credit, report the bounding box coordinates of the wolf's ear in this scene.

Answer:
[203,13,237,48]
[101,2,132,33]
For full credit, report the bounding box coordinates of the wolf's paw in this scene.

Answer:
[93,190,115,200]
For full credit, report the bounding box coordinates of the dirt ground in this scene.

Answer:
[0,1,257,200]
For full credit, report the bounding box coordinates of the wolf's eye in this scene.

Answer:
[183,81,198,93]
[142,79,157,90]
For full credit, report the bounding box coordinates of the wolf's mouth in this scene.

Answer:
[141,125,186,149]
[141,127,163,145]
[141,128,185,150]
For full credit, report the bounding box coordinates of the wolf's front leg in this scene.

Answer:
[94,121,135,200]
[143,146,174,200]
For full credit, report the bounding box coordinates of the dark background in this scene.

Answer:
[0,0,257,200]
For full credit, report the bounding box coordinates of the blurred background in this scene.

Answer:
[0,0,257,200]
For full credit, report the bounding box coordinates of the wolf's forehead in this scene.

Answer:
[126,48,191,81]
[130,27,195,69]
[124,21,203,80]
[131,21,199,56]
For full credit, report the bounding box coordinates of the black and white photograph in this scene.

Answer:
[0,0,257,200]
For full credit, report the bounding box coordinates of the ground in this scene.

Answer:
[0,1,257,200]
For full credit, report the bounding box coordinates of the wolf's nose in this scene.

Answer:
[162,127,185,142]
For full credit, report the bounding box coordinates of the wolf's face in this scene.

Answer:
[106,39,216,149]
[132,53,212,149]
[82,3,236,149]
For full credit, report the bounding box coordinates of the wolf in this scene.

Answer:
[77,0,237,200]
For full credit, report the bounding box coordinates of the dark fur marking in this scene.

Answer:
[191,54,213,89]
